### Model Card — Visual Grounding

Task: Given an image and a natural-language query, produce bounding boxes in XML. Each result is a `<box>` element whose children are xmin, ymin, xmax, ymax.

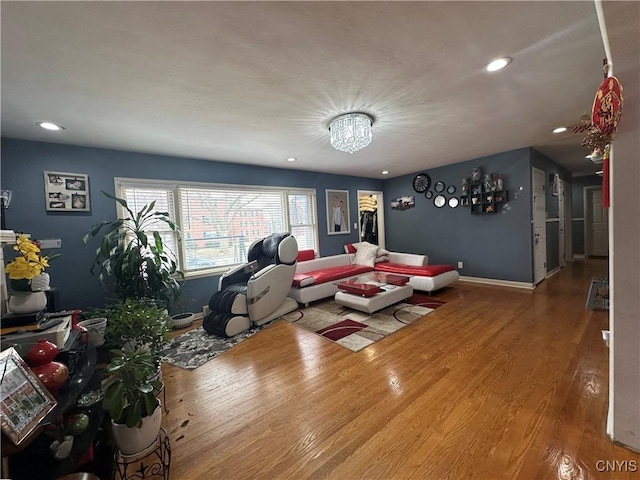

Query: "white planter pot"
<box><xmin>171</xmin><ymin>312</ymin><xmax>195</xmax><ymax>329</ymax></box>
<box><xmin>30</xmin><ymin>273</ymin><xmax>51</xmax><ymax>292</ymax></box>
<box><xmin>111</xmin><ymin>404</ymin><xmax>162</xmax><ymax>455</ymax></box>
<box><xmin>7</xmin><ymin>291</ymin><xmax>47</xmax><ymax>314</ymax></box>
<box><xmin>78</xmin><ymin>317</ymin><xmax>108</xmax><ymax>346</ymax></box>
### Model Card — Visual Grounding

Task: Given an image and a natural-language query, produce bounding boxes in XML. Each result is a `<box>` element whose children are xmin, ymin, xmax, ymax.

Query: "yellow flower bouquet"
<box><xmin>5</xmin><ymin>234</ymin><xmax>54</xmax><ymax>291</ymax></box>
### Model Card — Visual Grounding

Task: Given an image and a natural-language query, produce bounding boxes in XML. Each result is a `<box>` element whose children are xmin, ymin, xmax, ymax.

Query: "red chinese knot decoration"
<box><xmin>591</xmin><ymin>76</ymin><xmax>623</xmax><ymax>138</ymax></box>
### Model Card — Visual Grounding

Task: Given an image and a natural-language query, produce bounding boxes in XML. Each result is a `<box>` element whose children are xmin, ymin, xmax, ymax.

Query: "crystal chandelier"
<box><xmin>329</xmin><ymin>113</ymin><xmax>373</xmax><ymax>154</ymax></box>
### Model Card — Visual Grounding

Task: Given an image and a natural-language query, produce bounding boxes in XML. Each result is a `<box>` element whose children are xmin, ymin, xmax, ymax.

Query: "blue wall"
<box><xmin>383</xmin><ymin>148</ymin><xmax>534</xmax><ymax>282</ymax></box>
<box><xmin>1</xmin><ymin>138</ymin><xmax>382</xmax><ymax>312</ymax></box>
<box><xmin>0</xmin><ymin>138</ymin><xmax>579</xmax><ymax>311</ymax></box>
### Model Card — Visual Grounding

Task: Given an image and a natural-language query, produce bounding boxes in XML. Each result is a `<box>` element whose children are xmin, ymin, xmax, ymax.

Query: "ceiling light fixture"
<box><xmin>329</xmin><ymin>113</ymin><xmax>373</xmax><ymax>154</ymax></box>
<box><xmin>484</xmin><ymin>57</ymin><xmax>512</xmax><ymax>72</ymax></box>
<box><xmin>36</xmin><ymin>121</ymin><xmax>64</xmax><ymax>131</ymax></box>
<box><xmin>286</xmin><ymin>157</ymin><xmax>296</xmax><ymax>162</ymax></box>
<box><xmin>553</xmin><ymin>127</ymin><xmax>567</xmax><ymax>134</ymax></box>
<box><xmin>381</xmin><ymin>170</ymin><xmax>389</xmax><ymax>175</ymax></box>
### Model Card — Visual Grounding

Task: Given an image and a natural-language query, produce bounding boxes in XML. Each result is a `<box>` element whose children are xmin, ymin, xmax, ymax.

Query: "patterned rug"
<box><xmin>160</xmin><ymin>325</ymin><xmax>264</xmax><ymax>370</ymax></box>
<box><xmin>280</xmin><ymin>294</ymin><xmax>444</xmax><ymax>352</ymax></box>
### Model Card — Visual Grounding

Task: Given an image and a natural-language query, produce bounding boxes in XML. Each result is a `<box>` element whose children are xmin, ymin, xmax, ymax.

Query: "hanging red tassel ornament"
<box><xmin>602</xmin><ymin>145</ymin><xmax>610</xmax><ymax>208</ymax></box>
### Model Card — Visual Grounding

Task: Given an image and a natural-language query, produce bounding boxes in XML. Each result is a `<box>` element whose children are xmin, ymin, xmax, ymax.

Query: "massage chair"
<box><xmin>204</xmin><ymin>233</ymin><xmax>299</xmax><ymax>337</ymax></box>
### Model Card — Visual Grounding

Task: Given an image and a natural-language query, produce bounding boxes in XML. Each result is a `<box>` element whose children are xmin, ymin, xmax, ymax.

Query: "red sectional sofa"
<box><xmin>288</xmin><ymin>245</ymin><xmax>459</xmax><ymax>307</ymax></box>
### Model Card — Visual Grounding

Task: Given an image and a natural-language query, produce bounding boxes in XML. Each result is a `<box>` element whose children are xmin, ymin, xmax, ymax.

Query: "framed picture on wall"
<box><xmin>1</xmin><ymin>348</ymin><xmax>57</xmax><ymax>446</ymax></box>
<box><xmin>551</xmin><ymin>173</ymin><xmax>560</xmax><ymax>196</ymax></box>
<box><xmin>326</xmin><ymin>189</ymin><xmax>350</xmax><ymax>235</ymax></box>
<box><xmin>44</xmin><ymin>171</ymin><xmax>91</xmax><ymax>212</ymax></box>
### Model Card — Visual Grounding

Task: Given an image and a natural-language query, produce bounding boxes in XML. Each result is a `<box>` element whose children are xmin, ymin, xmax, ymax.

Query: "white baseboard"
<box><xmin>546</xmin><ymin>267</ymin><xmax>561</xmax><ymax>278</ymax></box>
<box><xmin>458</xmin><ymin>276</ymin><xmax>534</xmax><ymax>290</ymax></box>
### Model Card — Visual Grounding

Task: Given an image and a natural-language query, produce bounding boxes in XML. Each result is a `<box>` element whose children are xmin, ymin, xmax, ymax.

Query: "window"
<box><xmin>115</xmin><ymin>178</ymin><xmax>317</xmax><ymax>275</ymax></box>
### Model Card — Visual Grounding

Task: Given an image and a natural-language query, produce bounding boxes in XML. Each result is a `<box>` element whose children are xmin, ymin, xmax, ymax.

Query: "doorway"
<box><xmin>584</xmin><ymin>186</ymin><xmax>608</xmax><ymax>257</ymax></box>
<box><xmin>357</xmin><ymin>190</ymin><xmax>385</xmax><ymax>248</ymax></box>
<box><xmin>532</xmin><ymin>168</ymin><xmax>547</xmax><ymax>284</ymax></box>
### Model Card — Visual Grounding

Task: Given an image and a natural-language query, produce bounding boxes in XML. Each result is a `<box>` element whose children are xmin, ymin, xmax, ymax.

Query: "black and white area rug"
<box><xmin>160</xmin><ymin>325</ymin><xmax>264</xmax><ymax>370</ymax></box>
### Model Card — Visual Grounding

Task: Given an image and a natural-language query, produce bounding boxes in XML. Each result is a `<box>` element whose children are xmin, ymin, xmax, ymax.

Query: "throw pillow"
<box><xmin>376</xmin><ymin>247</ymin><xmax>390</xmax><ymax>257</ymax></box>
<box><xmin>374</xmin><ymin>255</ymin><xmax>390</xmax><ymax>263</ymax></box>
<box><xmin>353</xmin><ymin>243</ymin><xmax>379</xmax><ymax>267</ymax></box>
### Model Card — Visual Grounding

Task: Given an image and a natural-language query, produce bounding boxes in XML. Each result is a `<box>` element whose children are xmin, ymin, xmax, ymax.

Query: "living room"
<box><xmin>1</xmin><ymin>2</ymin><xmax>638</xmax><ymax>479</ymax></box>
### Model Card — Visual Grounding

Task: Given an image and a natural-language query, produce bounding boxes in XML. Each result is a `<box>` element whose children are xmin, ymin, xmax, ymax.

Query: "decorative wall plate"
<box><xmin>412</xmin><ymin>173</ymin><xmax>431</xmax><ymax>193</ymax></box>
<box><xmin>448</xmin><ymin>197</ymin><xmax>459</xmax><ymax>208</ymax></box>
<box><xmin>425</xmin><ymin>191</ymin><xmax>433</xmax><ymax>199</ymax></box>
<box><xmin>434</xmin><ymin>195</ymin><xmax>446</xmax><ymax>208</ymax></box>
<box><xmin>447</xmin><ymin>185</ymin><xmax>456</xmax><ymax>194</ymax></box>
<box><xmin>434</xmin><ymin>181</ymin><xmax>445</xmax><ymax>193</ymax></box>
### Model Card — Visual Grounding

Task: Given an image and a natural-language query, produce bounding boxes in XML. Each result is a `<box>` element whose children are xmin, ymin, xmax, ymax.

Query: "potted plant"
<box><xmin>97</xmin><ymin>298</ymin><xmax>171</xmax><ymax>355</ymax></box>
<box><xmin>5</xmin><ymin>234</ymin><xmax>58</xmax><ymax>314</ymax></box>
<box><xmin>102</xmin><ymin>349</ymin><xmax>163</xmax><ymax>454</ymax></box>
<box><xmin>83</xmin><ymin>191</ymin><xmax>184</xmax><ymax>310</ymax></box>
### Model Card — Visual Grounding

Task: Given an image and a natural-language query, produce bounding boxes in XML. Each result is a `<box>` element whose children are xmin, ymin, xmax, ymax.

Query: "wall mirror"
<box><xmin>425</xmin><ymin>190</ymin><xmax>433</xmax><ymax>199</ymax></box>
<box><xmin>448</xmin><ymin>197</ymin><xmax>459</xmax><ymax>208</ymax></box>
<box><xmin>447</xmin><ymin>185</ymin><xmax>456</xmax><ymax>194</ymax></box>
<box><xmin>434</xmin><ymin>181</ymin><xmax>445</xmax><ymax>193</ymax></box>
<box><xmin>434</xmin><ymin>194</ymin><xmax>446</xmax><ymax>208</ymax></box>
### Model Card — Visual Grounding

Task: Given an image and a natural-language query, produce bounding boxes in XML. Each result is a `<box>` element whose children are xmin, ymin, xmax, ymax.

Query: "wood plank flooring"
<box><xmin>161</xmin><ymin>259</ymin><xmax>639</xmax><ymax>479</ymax></box>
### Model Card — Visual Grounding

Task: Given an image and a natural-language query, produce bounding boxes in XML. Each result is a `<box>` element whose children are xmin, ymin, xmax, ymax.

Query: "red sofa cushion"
<box><xmin>293</xmin><ymin>265</ymin><xmax>373</xmax><ymax>287</ymax></box>
<box><xmin>344</xmin><ymin>243</ymin><xmax>357</xmax><ymax>254</ymax></box>
<box><xmin>292</xmin><ymin>273</ymin><xmax>316</xmax><ymax>287</ymax></box>
<box><xmin>373</xmin><ymin>263</ymin><xmax>455</xmax><ymax>277</ymax></box>
<box><xmin>296</xmin><ymin>249</ymin><xmax>316</xmax><ymax>262</ymax></box>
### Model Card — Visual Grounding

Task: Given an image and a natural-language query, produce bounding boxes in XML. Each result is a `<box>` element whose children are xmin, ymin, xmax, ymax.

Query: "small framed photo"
<box><xmin>551</xmin><ymin>173</ymin><xmax>560</xmax><ymax>196</ymax></box>
<box><xmin>326</xmin><ymin>189</ymin><xmax>350</xmax><ymax>235</ymax></box>
<box><xmin>1</xmin><ymin>348</ymin><xmax>57</xmax><ymax>445</ymax></box>
<box><xmin>44</xmin><ymin>171</ymin><xmax>90</xmax><ymax>211</ymax></box>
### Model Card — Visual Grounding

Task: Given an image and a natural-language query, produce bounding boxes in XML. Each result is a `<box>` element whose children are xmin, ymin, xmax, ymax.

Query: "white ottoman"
<box><xmin>334</xmin><ymin>284</ymin><xmax>413</xmax><ymax>314</ymax></box>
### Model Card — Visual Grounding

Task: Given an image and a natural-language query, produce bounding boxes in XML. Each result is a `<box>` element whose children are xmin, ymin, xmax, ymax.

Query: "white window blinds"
<box><xmin>116</xmin><ymin>178</ymin><xmax>317</xmax><ymax>274</ymax></box>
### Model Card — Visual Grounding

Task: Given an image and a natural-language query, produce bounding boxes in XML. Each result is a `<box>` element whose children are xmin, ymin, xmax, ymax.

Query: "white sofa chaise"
<box><xmin>288</xmin><ymin>246</ymin><xmax>458</xmax><ymax>307</ymax></box>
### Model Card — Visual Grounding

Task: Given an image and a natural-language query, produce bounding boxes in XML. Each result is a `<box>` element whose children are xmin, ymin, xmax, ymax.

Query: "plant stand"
<box><xmin>113</xmin><ymin>428</ymin><xmax>171</xmax><ymax>480</ymax></box>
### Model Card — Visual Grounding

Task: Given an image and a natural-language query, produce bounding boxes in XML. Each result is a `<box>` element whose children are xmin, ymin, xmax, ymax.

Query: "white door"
<box><xmin>558</xmin><ymin>179</ymin><xmax>566</xmax><ymax>267</ymax></box>
<box><xmin>532</xmin><ymin>168</ymin><xmax>547</xmax><ymax>284</ymax></box>
<box><xmin>356</xmin><ymin>190</ymin><xmax>385</xmax><ymax>248</ymax></box>
<box><xmin>586</xmin><ymin>187</ymin><xmax>608</xmax><ymax>256</ymax></box>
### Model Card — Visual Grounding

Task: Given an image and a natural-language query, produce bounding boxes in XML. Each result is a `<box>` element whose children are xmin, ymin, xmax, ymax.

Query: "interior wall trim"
<box><xmin>546</xmin><ymin>266</ymin><xmax>561</xmax><ymax>278</ymax></box>
<box><xmin>458</xmin><ymin>276</ymin><xmax>534</xmax><ymax>290</ymax></box>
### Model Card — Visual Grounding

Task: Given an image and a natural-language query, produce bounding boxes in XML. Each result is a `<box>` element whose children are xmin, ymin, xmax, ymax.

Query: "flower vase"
<box><xmin>8</xmin><ymin>291</ymin><xmax>47</xmax><ymax>315</ymax></box>
<box><xmin>30</xmin><ymin>273</ymin><xmax>51</xmax><ymax>292</ymax></box>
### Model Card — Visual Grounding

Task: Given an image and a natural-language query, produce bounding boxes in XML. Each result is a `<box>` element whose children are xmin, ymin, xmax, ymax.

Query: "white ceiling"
<box><xmin>1</xmin><ymin>2</ymin><xmax>635</xmax><ymax>179</ymax></box>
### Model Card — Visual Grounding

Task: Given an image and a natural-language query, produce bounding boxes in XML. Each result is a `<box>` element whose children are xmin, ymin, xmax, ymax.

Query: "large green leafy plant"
<box><xmin>93</xmin><ymin>298</ymin><xmax>171</xmax><ymax>355</ymax></box>
<box><xmin>102</xmin><ymin>349</ymin><xmax>162</xmax><ymax>427</ymax></box>
<box><xmin>83</xmin><ymin>191</ymin><xmax>184</xmax><ymax>309</ymax></box>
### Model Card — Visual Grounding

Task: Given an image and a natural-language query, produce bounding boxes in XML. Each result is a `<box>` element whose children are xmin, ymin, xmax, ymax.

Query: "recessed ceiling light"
<box><xmin>286</xmin><ymin>157</ymin><xmax>296</xmax><ymax>162</ymax></box>
<box><xmin>484</xmin><ymin>57</ymin><xmax>512</xmax><ymax>72</ymax></box>
<box><xmin>595</xmin><ymin>170</ymin><xmax>603</xmax><ymax>175</ymax></box>
<box><xmin>36</xmin><ymin>121</ymin><xmax>64</xmax><ymax>131</ymax></box>
<box><xmin>381</xmin><ymin>170</ymin><xmax>389</xmax><ymax>175</ymax></box>
<box><xmin>553</xmin><ymin>127</ymin><xmax>567</xmax><ymax>134</ymax></box>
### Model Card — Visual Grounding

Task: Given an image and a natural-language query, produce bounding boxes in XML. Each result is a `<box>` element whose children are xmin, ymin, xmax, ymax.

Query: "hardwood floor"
<box><xmin>161</xmin><ymin>259</ymin><xmax>639</xmax><ymax>479</ymax></box>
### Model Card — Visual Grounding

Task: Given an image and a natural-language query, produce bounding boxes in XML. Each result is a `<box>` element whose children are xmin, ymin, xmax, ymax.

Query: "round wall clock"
<box><xmin>412</xmin><ymin>173</ymin><xmax>431</xmax><ymax>193</ymax></box>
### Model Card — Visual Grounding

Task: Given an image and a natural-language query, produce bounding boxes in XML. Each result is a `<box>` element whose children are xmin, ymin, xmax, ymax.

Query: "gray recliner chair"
<box><xmin>204</xmin><ymin>233</ymin><xmax>299</xmax><ymax>337</ymax></box>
